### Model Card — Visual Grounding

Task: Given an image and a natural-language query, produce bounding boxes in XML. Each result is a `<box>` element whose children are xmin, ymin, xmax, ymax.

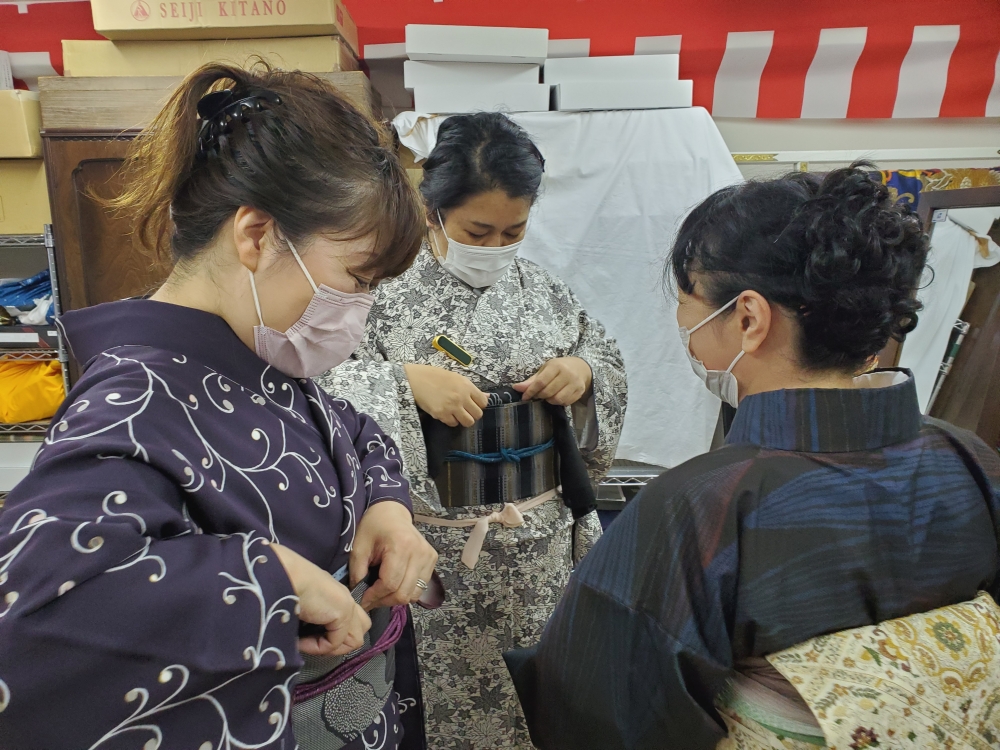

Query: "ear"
<box><xmin>232</xmin><ymin>206</ymin><xmax>276</xmax><ymax>273</ymax></box>
<box><xmin>738</xmin><ymin>291</ymin><xmax>772</xmax><ymax>355</ymax></box>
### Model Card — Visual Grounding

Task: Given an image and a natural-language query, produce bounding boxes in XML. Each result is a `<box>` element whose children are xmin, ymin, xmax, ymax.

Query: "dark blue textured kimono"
<box><xmin>507</xmin><ymin>373</ymin><xmax>1000</xmax><ymax>750</ymax></box>
<box><xmin>0</xmin><ymin>299</ymin><xmax>414</xmax><ymax>750</ymax></box>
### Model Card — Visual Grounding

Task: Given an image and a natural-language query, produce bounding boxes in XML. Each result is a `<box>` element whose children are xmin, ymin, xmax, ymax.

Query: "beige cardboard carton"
<box><xmin>63</xmin><ymin>36</ymin><xmax>358</xmax><ymax>77</ymax></box>
<box><xmin>90</xmin><ymin>0</ymin><xmax>359</xmax><ymax>56</ymax></box>
<box><xmin>0</xmin><ymin>91</ymin><xmax>42</xmax><ymax>158</ymax></box>
<box><xmin>0</xmin><ymin>160</ymin><xmax>51</xmax><ymax>235</ymax></box>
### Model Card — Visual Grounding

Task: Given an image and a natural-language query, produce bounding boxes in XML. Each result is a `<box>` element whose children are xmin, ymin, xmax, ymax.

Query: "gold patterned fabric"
<box><xmin>717</xmin><ymin>592</ymin><xmax>1000</xmax><ymax>750</ymax></box>
<box><xmin>879</xmin><ymin>167</ymin><xmax>1000</xmax><ymax>207</ymax></box>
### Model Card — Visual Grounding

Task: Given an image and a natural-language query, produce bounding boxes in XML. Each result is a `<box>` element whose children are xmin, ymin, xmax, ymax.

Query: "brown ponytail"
<box><xmin>108</xmin><ymin>62</ymin><xmax>425</xmax><ymax>280</ymax></box>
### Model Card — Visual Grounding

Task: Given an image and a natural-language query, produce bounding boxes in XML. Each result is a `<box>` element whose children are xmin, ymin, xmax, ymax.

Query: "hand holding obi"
<box><xmin>514</xmin><ymin>356</ymin><xmax>593</xmax><ymax>406</ymax></box>
<box><xmin>405</xmin><ymin>363</ymin><xmax>490</xmax><ymax>427</ymax></box>
<box><xmin>351</xmin><ymin>500</ymin><xmax>439</xmax><ymax>611</ymax></box>
<box><xmin>271</xmin><ymin>543</ymin><xmax>372</xmax><ymax>657</ymax></box>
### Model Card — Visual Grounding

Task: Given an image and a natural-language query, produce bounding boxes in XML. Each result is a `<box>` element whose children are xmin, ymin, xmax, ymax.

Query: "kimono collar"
<box><xmin>725</xmin><ymin>370</ymin><xmax>924</xmax><ymax>452</ymax></box>
<box><xmin>60</xmin><ymin>299</ymin><xmax>270</xmax><ymax>385</ymax></box>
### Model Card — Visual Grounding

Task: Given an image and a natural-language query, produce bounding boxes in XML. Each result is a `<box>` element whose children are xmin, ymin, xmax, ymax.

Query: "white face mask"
<box><xmin>431</xmin><ymin>210</ymin><xmax>522</xmax><ymax>288</ymax></box>
<box><xmin>678</xmin><ymin>296</ymin><xmax>745</xmax><ymax>408</ymax></box>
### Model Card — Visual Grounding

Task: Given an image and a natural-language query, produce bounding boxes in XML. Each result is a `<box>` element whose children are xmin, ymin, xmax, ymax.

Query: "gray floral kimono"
<box><xmin>316</xmin><ymin>247</ymin><xmax>627</xmax><ymax>750</ymax></box>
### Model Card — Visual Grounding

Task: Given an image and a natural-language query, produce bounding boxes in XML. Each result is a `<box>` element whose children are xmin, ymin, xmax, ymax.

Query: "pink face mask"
<box><xmin>248</xmin><ymin>239</ymin><xmax>374</xmax><ymax>379</ymax></box>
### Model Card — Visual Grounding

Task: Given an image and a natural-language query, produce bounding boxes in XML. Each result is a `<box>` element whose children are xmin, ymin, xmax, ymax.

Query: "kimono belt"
<box><xmin>415</xmin><ymin>488</ymin><xmax>559</xmax><ymax>569</ymax></box>
<box><xmin>714</xmin><ymin>591</ymin><xmax>1000</xmax><ymax>750</ymax></box>
<box><xmin>292</xmin><ymin>569</ymin><xmax>408</xmax><ymax>749</ymax></box>
<box><xmin>419</xmin><ymin>387</ymin><xmax>596</xmax><ymax>517</ymax></box>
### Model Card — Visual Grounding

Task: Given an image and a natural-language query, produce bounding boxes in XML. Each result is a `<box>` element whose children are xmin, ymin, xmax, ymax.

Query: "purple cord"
<box><xmin>293</xmin><ymin>605</ymin><xmax>408</xmax><ymax>704</ymax></box>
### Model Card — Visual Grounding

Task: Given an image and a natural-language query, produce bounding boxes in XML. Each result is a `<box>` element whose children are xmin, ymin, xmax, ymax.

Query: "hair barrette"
<box><xmin>196</xmin><ymin>89</ymin><xmax>282</xmax><ymax>160</ymax></box>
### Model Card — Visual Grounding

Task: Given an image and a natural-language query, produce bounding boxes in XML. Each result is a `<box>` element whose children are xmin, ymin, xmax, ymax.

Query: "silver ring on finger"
<box><xmin>415</xmin><ymin>578</ymin><xmax>429</xmax><ymax>591</ymax></box>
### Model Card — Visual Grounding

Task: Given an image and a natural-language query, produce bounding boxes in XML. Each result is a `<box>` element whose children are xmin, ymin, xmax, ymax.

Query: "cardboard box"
<box><xmin>553</xmin><ymin>79</ymin><xmax>693</xmax><ymax>111</ymax></box>
<box><xmin>63</xmin><ymin>37</ymin><xmax>358</xmax><ymax>77</ymax></box>
<box><xmin>39</xmin><ymin>71</ymin><xmax>381</xmax><ymax>130</ymax></box>
<box><xmin>0</xmin><ymin>160</ymin><xmax>51</xmax><ymax>235</ymax></box>
<box><xmin>405</xmin><ymin>25</ymin><xmax>548</xmax><ymax>65</ymax></box>
<box><xmin>0</xmin><ymin>91</ymin><xmax>42</xmax><ymax>158</ymax></box>
<box><xmin>413</xmin><ymin>83</ymin><xmax>550</xmax><ymax>114</ymax></box>
<box><xmin>90</xmin><ymin>0</ymin><xmax>359</xmax><ymax>56</ymax></box>
<box><xmin>543</xmin><ymin>55</ymin><xmax>680</xmax><ymax>84</ymax></box>
<box><xmin>404</xmin><ymin>61</ymin><xmax>539</xmax><ymax>90</ymax></box>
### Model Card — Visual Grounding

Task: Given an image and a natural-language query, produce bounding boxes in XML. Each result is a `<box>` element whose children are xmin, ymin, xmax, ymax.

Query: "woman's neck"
<box><xmin>739</xmin><ymin>361</ymin><xmax>856</xmax><ymax>401</ymax></box>
<box><xmin>150</xmin><ymin>264</ymin><xmax>256</xmax><ymax>350</ymax></box>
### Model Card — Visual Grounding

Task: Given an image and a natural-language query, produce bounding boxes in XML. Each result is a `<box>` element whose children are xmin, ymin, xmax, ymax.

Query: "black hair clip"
<box><xmin>196</xmin><ymin>88</ymin><xmax>282</xmax><ymax>161</ymax></box>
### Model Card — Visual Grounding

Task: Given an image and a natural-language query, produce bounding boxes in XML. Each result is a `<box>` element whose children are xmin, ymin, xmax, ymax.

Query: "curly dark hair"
<box><xmin>668</xmin><ymin>162</ymin><xmax>929</xmax><ymax>372</ymax></box>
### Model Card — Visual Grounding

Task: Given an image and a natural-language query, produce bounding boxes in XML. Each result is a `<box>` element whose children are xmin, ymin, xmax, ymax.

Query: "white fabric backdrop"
<box><xmin>394</xmin><ymin>108</ymin><xmax>743</xmax><ymax>468</ymax></box>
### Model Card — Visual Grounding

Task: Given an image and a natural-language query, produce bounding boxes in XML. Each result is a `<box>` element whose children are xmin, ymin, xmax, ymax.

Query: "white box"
<box><xmin>406</xmin><ymin>25</ymin><xmax>548</xmax><ymax>65</ymax></box>
<box><xmin>547</xmin><ymin>39</ymin><xmax>590</xmax><ymax>58</ymax></box>
<box><xmin>544</xmin><ymin>55</ymin><xmax>680</xmax><ymax>84</ymax></box>
<box><xmin>404</xmin><ymin>61</ymin><xmax>540</xmax><ymax>90</ymax></box>
<box><xmin>414</xmin><ymin>83</ymin><xmax>551</xmax><ymax>114</ymax></box>
<box><xmin>553</xmin><ymin>80</ymin><xmax>693</xmax><ymax>111</ymax></box>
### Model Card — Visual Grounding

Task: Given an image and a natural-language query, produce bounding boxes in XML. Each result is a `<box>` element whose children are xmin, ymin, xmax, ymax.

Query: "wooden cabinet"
<box><xmin>42</xmin><ymin>132</ymin><xmax>171</xmax><ymax>312</ymax></box>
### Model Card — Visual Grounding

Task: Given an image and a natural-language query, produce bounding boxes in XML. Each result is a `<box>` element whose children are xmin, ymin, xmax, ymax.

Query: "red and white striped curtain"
<box><xmin>2</xmin><ymin>0</ymin><xmax>998</xmax><ymax>118</ymax></box>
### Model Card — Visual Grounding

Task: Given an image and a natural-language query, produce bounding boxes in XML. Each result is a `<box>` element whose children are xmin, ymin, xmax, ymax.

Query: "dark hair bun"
<box><xmin>420</xmin><ymin>113</ymin><xmax>544</xmax><ymax>220</ymax></box>
<box><xmin>670</xmin><ymin>162</ymin><xmax>929</xmax><ymax>372</ymax></box>
<box><xmin>790</xmin><ymin>166</ymin><xmax>925</xmax><ymax>369</ymax></box>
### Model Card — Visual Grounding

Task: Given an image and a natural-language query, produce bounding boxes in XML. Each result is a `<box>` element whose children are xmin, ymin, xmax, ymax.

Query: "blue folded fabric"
<box><xmin>0</xmin><ymin>270</ymin><xmax>52</xmax><ymax>308</ymax></box>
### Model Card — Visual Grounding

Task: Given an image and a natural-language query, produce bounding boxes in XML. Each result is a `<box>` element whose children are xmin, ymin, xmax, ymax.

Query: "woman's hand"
<box><xmin>404</xmin><ymin>363</ymin><xmax>489</xmax><ymax>427</ymax></box>
<box><xmin>271</xmin><ymin>543</ymin><xmax>371</xmax><ymax>657</ymax></box>
<box><xmin>514</xmin><ymin>357</ymin><xmax>593</xmax><ymax>406</ymax></box>
<box><xmin>350</xmin><ymin>501</ymin><xmax>439</xmax><ymax>612</ymax></box>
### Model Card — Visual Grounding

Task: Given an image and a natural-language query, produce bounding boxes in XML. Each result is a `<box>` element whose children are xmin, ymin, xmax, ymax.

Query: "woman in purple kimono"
<box><xmin>0</xmin><ymin>65</ymin><xmax>438</xmax><ymax>750</ymax></box>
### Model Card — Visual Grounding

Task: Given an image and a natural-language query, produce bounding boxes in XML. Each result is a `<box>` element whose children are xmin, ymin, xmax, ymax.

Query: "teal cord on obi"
<box><xmin>445</xmin><ymin>438</ymin><xmax>555</xmax><ymax>464</ymax></box>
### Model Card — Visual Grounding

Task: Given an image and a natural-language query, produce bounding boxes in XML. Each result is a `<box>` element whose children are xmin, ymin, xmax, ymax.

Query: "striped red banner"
<box><xmin>1</xmin><ymin>0</ymin><xmax>998</xmax><ymax>117</ymax></box>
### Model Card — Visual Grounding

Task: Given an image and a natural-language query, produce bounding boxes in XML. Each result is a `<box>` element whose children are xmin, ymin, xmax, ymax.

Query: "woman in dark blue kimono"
<box><xmin>506</xmin><ymin>164</ymin><xmax>1000</xmax><ymax>749</ymax></box>
<box><xmin>0</xmin><ymin>65</ymin><xmax>438</xmax><ymax>750</ymax></box>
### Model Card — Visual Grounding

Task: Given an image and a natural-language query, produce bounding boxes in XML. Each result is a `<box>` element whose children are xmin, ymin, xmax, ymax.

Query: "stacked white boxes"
<box><xmin>404</xmin><ymin>25</ymin><xmax>551</xmax><ymax>114</ymax></box>
<box><xmin>544</xmin><ymin>54</ymin><xmax>693</xmax><ymax>111</ymax></box>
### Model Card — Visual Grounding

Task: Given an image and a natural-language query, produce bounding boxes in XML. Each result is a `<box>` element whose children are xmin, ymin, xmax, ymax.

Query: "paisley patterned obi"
<box><xmin>717</xmin><ymin>591</ymin><xmax>1000</xmax><ymax>750</ymax></box>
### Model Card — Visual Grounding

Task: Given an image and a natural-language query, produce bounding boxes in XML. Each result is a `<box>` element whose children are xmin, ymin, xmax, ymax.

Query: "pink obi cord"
<box><xmin>292</xmin><ymin>605</ymin><xmax>409</xmax><ymax>704</ymax></box>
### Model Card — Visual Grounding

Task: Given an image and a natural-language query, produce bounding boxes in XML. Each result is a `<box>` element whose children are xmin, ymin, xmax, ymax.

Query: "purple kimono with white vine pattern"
<box><xmin>0</xmin><ymin>299</ymin><xmax>412</xmax><ymax>750</ymax></box>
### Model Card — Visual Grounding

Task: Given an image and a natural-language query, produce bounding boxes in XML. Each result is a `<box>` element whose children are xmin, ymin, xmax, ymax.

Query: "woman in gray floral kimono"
<box><xmin>317</xmin><ymin>113</ymin><xmax>627</xmax><ymax>749</ymax></box>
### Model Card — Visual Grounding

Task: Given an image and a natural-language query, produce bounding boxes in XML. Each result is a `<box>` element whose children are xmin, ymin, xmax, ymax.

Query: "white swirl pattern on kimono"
<box><xmin>0</xmin><ymin>347</ymin><xmax>407</xmax><ymax>745</ymax></box>
<box><xmin>86</xmin><ymin>533</ymin><xmax>298</xmax><ymax>750</ymax></box>
<box><xmin>0</xmin><ymin>509</ymin><xmax>59</xmax><ymax>618</ymax></box>
<box><xmin>44</xmin><ymin>353</ymin><xmax>362</xmax><ymax>549</ymax></box>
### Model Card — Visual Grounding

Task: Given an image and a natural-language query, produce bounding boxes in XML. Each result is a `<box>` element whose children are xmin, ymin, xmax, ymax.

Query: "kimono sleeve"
<box><xmin>311</xmin><ymin>380</ymin><xmax>413</xmax><ymax>512</ymax></box>
<box><xmin>563</xmin><ymin>286</ymin><xmax>627</xmax><ymax>483</ymax></box>
<box><xmin>0</xmin><ymin>422</ymin><xmax>300</xmax><ymax>747</ymax></box>
<box><xmin>316</xmin><ymin>334</ymin><xmax>432</xmax><ymax>512</ymax></box>
<box><xmin>506</xmin><ymin>462</ymin><xmax>742</xmax><ymax>750</ymax></box>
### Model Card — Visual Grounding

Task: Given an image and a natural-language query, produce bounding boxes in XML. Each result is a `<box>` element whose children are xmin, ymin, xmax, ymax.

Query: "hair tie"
<box><xmin>196</xmin><ymin>89</ymin><xmax>282</xmax><ymax>161</ymax></box>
